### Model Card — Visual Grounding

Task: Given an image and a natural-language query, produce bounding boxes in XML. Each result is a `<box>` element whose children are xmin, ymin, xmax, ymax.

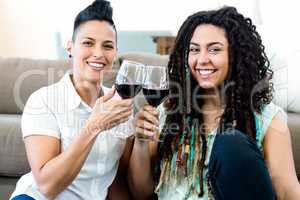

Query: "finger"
<box><xmin>134</xmin><ymin>119</ymin><xmax>158</xmax><ymax>132</ymax></box>
<box><xmin>143</xmin><ymin>106</ymin><xmax>159</xmax><ymax>117</ymax></box>
<box><xmin>117</xmin><ymin>115</ymin><xmax>132</xmax><ymax>124</ymax></box>
<box><xmin>119</xmin><ymin>99</ymin><xmax>134</xmax><ymax>107</ymax></box>
<box><xmin>108</xmin><ymin>99</ymin><xmax>134</xmax><ymax>110</ymax></box>
<box><xmin>102</xmin><ymin>99</ymin><xmax>133</xmax><ymax>114</ymax></box>
<box><xmin>109</xmin><ymin>104</ymin><xmax>133</xmax><ymax>115</ymax></box>
<box><xmin>134</xmin><ymin>110</ymin><xmax>158</xmax><ymax>126</ymax></box>
<box><xmin>109</xmin><ymin>111</ymin><xmax>133</xmax><ymax>129</ymax></box>
<box><xmin>113</xmin><ymin>109</ymin><xmax>133</xmax><ymax>122</ymax></box>
<box><xmin>140</xmin><ymin>109</ymin><xmax>159</xmax><ymax>126</ymax></box>
<box><xmin>135</xmin><ymin>126</ymin><xmax>155</xmax><ymax>138</ymax></box>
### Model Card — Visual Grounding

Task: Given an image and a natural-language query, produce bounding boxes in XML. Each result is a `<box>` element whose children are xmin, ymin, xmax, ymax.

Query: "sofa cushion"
<box><xmin>0</xmin><ymin>114</ymin><xmax>30</xmax><ymax>177</ymax></box>
<box><xmin>270</xmin><ymin>51</ymin><xmax>300</xmax><ymax>113</ymax></box>
<box><xmin>0</xmin><ymin>58</ymin><xmax>71</xmax><ymax>114</ymax></box>
<box><xmin>288</xmin><ymin>112</ymin><xmax>300</xmax><ymax>178</ymax></box>
<box><xmin>119</xmin><ymin>52</ymin><xmax>169</xmax><ymax>66</ymax></box>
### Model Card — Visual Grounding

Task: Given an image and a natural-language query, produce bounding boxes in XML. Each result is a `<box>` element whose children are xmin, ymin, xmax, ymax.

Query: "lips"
<box><xmin>196</xmin><ymin>68</ymin><xmax>218</xmax><ymax>77</ymax></box>
<box><xmin>87</xmin><ymin>61</ymin><xmax>105</xmax><ymax>71</ymax></box>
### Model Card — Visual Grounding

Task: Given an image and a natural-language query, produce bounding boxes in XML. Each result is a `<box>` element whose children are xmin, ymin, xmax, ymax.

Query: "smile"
<box><xmin>197</xmin><ymin>69</ymin><xmax>218</xmax><ymax>77</ymax></box>
<box><xmin>87</xmin><ymin>61</ymin><xmax>105</xmax><ymax>70</ymax></box>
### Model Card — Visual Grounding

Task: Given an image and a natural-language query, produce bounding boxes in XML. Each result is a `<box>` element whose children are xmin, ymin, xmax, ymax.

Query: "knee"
<box><xmin>208</xmin><ymin>130</ymin><xmax>275</xmax><ymax>200</ymax></box>
<box><xmin>213</xmin><ymin>129</ymin><xmax>258</xmax><ymax>157</ymax></box>
<box><xmin>209</xmin><ymin>129</ymin><xmax>263</xmax><ymax>172</ymax></box>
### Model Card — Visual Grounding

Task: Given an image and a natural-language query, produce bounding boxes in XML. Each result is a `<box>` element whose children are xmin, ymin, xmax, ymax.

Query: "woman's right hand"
<box><xmin>128</xmin><ymin>105</ymin><xmax>159</xmax><ymax>199</ymax></box>
<box><xmin>133</xmin><ymin>105</ymin><xmax>159</xmax><ymax>141</ymax></box>
<box><xmin>86</xmin><ymin>87</ymin><xmax>134</xmax><ymax>135</ymax></box>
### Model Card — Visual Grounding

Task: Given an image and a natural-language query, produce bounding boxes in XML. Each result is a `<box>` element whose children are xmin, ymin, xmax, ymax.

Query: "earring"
<box><xmin>68</xmin><ymin>54</ymin><xmax>72</xmax><ymax>58</ymax></box>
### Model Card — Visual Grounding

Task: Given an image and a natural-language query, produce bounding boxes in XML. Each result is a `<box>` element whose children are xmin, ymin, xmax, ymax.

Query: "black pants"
<box><xmin>208</xmin><ymin>130</ymin><xmax>276</xmax><ymax>200</ymax></box>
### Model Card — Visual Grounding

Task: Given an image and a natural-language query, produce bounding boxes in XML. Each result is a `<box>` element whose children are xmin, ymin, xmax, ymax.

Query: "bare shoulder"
<box><xmin>263</xmin><ymin>112</ymin><xmax>300</xmax><ymax>199</ymax></box>
<box><xmin>263</xmin><ymin>111</ymin><xmax>291</xmax><ymax>161</ymax></box>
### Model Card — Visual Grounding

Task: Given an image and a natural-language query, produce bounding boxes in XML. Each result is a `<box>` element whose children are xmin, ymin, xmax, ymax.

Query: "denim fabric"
<box><xmin>208</xmin><ymin>130</ymin><xmax>276</xmax><ymax>200</ymax></box>
<box><xmin>11</xmin><ymin>194</ymin><xmax>35</xmax><ymax>200</ymax></box>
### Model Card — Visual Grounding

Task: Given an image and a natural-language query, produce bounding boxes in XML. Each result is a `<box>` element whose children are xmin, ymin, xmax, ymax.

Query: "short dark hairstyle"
<box><xmin>72</xmin><ymin>0</ymin><xmax>116</xmax><ymax>41</ymax></box>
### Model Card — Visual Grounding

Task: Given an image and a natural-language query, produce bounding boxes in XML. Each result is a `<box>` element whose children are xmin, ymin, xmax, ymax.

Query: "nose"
<box><xmin>197</xmin><ymin>51</ymin><xmax>210</xmax><ymax>65</ymax></box>
<box><xmin>93</xmin><ymin>46</ymin><xmax>104</xmax><ymax>58</ymax></box>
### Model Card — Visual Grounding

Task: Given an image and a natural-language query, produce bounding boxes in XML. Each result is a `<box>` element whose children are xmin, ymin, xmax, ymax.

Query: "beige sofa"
<box><xmin>0</xmin><ymin>53</ymin><xmax>299</xmax><ymax>199</ymax></box>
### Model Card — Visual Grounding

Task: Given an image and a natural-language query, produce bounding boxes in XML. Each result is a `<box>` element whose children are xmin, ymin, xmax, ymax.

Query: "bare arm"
<box><xmin>128</xmin><ymin>105</ymin><xmax>159</xmax><ymax>199</ymax></box>
<box><xmin>25</xmin><ymin>90</ymin><xmax>133</xmax><ymax>199</ymax></box>
<box><xmin>25</xmin><ymin>129</ymin><xmax>97</xmax><ymax>199</ymax></box>
<box><xmin>263</xmin><ymin>113</ymin><xmax>300</xmax><ymax>200</ymax></box>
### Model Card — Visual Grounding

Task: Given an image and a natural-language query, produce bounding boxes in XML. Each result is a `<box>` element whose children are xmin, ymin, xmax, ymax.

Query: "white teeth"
<box><xmin>89</xmin><ymin>62</ymin><xmax>104</xmax><ymax>68</ymax></box>
<box><xmin>198</xmin><ymin>69</ymin><xmax>215</xmax><ymax>75</ymax></box>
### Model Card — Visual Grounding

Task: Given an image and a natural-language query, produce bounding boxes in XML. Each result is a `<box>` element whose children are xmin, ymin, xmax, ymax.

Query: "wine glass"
<box><xmin>115</xmin><ymin>60</ymin><xmax>144</xmax><ymax>99</ymax></box>
<box><xmin>143</xmin><ymin>65</ymin><xmax>169</xmax><ymax>107</ymax></box>
<box><xmin>113</xmin><ymin>60</ymin><xmax>144</xmax><ymax>139</ymax></box>
<box><xmin>141</xmin><ymin>65</ymin><xmax>169</xmax><ymax>142</ymax></box>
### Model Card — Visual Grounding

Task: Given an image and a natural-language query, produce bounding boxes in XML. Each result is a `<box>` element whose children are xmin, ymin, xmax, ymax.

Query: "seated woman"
<box><xmin>10</xmin><ymin>0</ymin><xmax>133</xmax><ymax>199</ymax></box>
<box><xmin>128</xmin><ymin>6</ymin><xmax>300</xmax><ymax>200</ymax></box>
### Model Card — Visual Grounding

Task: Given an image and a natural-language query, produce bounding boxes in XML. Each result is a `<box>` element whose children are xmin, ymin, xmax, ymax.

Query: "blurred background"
<box><xmin>0</xmin><ymin>0</ymin><xmax>298</xmax><ymax>59</ymax></box>
<box><xmin>0</xmin><ymin>0</ymin><xmax>299</xmax><ymax>110</ymax></box>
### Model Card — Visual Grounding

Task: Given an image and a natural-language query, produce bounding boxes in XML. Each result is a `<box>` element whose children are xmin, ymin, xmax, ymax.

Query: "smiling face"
<box><xmin>68</xmin><ymin>20</ymin><xmax>117</xmax><ymax>84</ymax></box>
<box><xmin>188</xmin><ymin>24</ymin><xmax>229</xmax><ymax>89</ymax></box>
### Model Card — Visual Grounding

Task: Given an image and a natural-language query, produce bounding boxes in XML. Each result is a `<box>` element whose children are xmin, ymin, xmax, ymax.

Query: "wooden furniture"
<box><xmin>152</xmin><ymin>36</ymin><xmax>175</xmax><ymax>55</ymax></box>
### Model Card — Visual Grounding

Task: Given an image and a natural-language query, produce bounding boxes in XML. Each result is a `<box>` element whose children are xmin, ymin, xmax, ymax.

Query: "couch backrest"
<box><xmin>0</xmin><ymin>58</ymin><xmax>71</xmax><ymax>114</ymax></box>
<box><xmin>0</xmin><ymin>53</ymin><xmax>169</xmax><ymax>114</ymax></box>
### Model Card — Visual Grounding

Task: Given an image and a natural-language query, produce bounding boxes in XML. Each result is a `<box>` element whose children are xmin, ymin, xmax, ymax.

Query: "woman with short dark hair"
<box><xmin>10</xmin><ymin>1</ymin><xmax>133</xmax><ymax>199</ymax></box>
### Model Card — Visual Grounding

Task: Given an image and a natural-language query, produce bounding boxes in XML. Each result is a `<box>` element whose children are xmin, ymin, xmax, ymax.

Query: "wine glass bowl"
<box><xmin>143</xmin><ymin>65</ymin><xmax>169</xmax><ymax>107</ymax></box>
<box><xmin>115</xmin><ymin>60</ymin><xmax>144</xmax><ymax>99</ymax></box>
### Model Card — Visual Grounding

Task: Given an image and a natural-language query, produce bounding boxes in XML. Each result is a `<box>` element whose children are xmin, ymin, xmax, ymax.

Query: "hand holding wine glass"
<box><xmin>134</xmin><ymin>65</ymin><xmax>169</xmax><ymax>142</ymax></box>
<box><xmin>112</xmin><ymin>60</ymin><xmax>144</xmax><ymax>139</ymax></box>
<box><xmin>133</xmin><ymin>104</ymin><xmax>159</xmax><ymax>141</ymax></box>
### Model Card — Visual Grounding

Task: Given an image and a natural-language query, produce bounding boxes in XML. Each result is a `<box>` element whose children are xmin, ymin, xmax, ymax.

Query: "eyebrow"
<box><xmin>190</xmin><ymin>42</ymin><xmax>224</xmax><ymax>47</ymax></box>
<box><xmin>82</xmin><ymin>37</ymin><xmax>115</xmax><ymax>44</ymax></box>
<box><xmin>82</xmin><ymin>37</ymin><xmax>95</xmax><ymax>41</ymax></box>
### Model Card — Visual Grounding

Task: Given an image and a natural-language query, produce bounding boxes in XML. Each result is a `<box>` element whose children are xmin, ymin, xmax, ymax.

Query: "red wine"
<box><xmin>143</xmin><ymin>88</ymin><xmax>169</xmax><ymax>107</ymax></box>
<box><xmin>115</xmin><ymin>84</ymin><xmax>142</xmax><ymax>99</ymax></box>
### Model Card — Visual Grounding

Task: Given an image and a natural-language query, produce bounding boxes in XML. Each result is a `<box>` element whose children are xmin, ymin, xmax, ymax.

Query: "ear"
<box><xmin>66</xmin><ymin>40</ymin><xmax>73</xmax><ymax>57</ymax></box>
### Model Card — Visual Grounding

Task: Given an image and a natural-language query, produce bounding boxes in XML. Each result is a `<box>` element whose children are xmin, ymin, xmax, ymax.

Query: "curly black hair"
<box><xmin>155</xmin><ymin>6</ymin><xmax>273</xmax><ymax>196</ymax></box>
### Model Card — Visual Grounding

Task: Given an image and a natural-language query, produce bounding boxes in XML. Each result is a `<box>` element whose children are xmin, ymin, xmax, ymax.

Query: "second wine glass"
<box><xmin>142</xmin><ymin>65</ymin><xmax>169</xmax><ymax>142</ymax></box>
<box><xmin>143</xmin><ymin>65</ymin><xmax>169</xmax><ymax>107</ymax></box>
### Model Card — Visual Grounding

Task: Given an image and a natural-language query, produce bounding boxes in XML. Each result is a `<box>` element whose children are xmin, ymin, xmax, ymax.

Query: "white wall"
<box><xmin>0</xmin><ymin>0</ymin><xmax>299</xmax><ymax>60</ymax></box>
<box><xmin>0</xmin><ymin>0</ymin><xmax>91</xmax><ymax>59</ymax></box>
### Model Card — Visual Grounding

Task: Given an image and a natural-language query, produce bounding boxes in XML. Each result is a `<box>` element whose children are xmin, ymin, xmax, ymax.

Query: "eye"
<box><xmin>208</xmin><ymin>47</ymin><xmax>221</xmax><ymax>54</ymax></box>
<box><xmin>189</xmin><ymin>46</ymin><xmax>200</xmax><ymax>53</ymax></box>
<box><xmin>82</xmin><ymin>41</ymin><xmax>93</xmax><ymax>47</ymax></box>
<box><xmin>103</xmin><ymin>44</ymin><xmax>114</xmax><ymax>50</ymax></box>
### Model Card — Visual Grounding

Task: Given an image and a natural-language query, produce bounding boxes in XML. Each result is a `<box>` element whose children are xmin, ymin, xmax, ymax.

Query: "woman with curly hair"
<box><xmin>128</xmin><ymin>6</ymin><xmax>300</xmax><ymax>200</ymax></box>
